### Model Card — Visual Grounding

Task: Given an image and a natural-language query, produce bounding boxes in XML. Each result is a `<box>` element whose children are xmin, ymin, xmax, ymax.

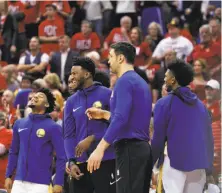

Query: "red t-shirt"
<box><xmin>0</xmin><ymin>15</ymin><xmax>6</xmax><ymax>45</ymax></box>
<box><xmin>211</xmin><ymin>120</ymin><xmax>221</xmax><ymax>175</ymax></box>
<box><xmin>189</xmin><ymin>41</ymin><xmax>221</xmax><ymax>71</ymax></box>
<box><xmin>70</xmin><ymin>32</ymin><xmax>101</xmax><ymax>52</ymax></box>
<box><xmin>8</xmin><ymin>1</ymin><xmax>26</xmax><ymax>33</ymax></box>
<box><xmin>212</xmin><ymin>35</ymin><xmax>221</xmax><ymax>46</ymax></box>
<box><xmin>134</xmin><ymin>42</ymin><xmax>152</xmax><ymax>67</ymax></box>
<box><xmin>203</xmin><ymin>100</ymin><xmax>221</xmax><ymax>175</ymax></box>
<box><xmin>39</xmin><ymin>19</ymin><xmax>65</xmax><ymax>54</ymax></box>
<box><xmin>21</xmin><ymin>0</ymin><xmax>39</xmax><ymax>24</ymax></box>
<box><xmin>190</xmin><ymin>81</ymin><xmax>206</xmax><ymax>101</ymax></box>
<box><xmin>203</xmin><ymin>100</ymin><xmax>221</xmax><ymax>122</ymax></box>
<box><xmin>0</xmin><ymin>128</ymin><xmax>12</xmax><ymax>188</ymax></box>
<box><xmin>0</xmin><ymin>73</ymin><xmax>7</xmax><ymax>91</ymax></box>
<box><xmin>105</xmin><ymin>27</ymin><xmax>130</xmax><ymax>45</ymax></box>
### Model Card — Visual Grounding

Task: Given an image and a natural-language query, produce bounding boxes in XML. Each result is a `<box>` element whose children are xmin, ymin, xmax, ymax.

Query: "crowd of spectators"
<box><xmin>0</xmin><ymin>0</ymin><xmax>221</xmax><ymax>191</ymax></box>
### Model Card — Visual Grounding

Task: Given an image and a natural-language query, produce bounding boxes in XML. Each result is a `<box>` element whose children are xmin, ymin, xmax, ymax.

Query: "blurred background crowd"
<box><xmin>0</xmin><ymin>0</ymin><xmax>221</xmax><ymax>192</ymax></box>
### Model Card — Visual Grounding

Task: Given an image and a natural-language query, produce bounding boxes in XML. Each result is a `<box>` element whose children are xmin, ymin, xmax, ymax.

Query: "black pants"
<box><xmin>25</xmin><ymin>23</ymin><xmax>39</xmax><ymax>39</ymax></box>
<box><xmin>72</xmin><ymin>159</ymin><xmax>116</xmax><ymax>193</ymax></box>
<box><xmin>114</xmin><ymin>139</ymin><xmax>153</xmax><ymax>193</ymax></box>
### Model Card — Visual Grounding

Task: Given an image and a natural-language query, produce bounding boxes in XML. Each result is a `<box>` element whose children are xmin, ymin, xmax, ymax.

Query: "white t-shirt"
<box><xmin>84</xmin><ymin>1</ymin><xmax>113</xmax><ymax>21</ymax></box>
<box><xmin>19</xmin><ymin>53</ymin><xmax>49</xmax><ymax>65</ymax></box>
<box><xmin>116</xmin><ymin>0</ymin><xmax>136</xmax><ymax>13</ymax></box>
<box><xmin>152</xmin><ymin>36</ymin><xmax>193</xmax><ymax>60</ymax></box>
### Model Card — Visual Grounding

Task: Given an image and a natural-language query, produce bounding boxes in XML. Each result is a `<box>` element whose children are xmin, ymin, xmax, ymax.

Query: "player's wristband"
<box><xmin>68</xmin><ymin>158</ymin><xmax>77</xmax><ymax>167</ymax></box>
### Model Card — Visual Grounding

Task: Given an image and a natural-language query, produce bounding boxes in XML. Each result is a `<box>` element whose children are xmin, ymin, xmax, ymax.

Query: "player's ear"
<box><xmin>118</xmin><ymin>54</ymin><xmax>124</xmax><ymax>64</ymax></box>
<box><xmin>45</xmin><ymin>103</ymin><xmax>49</xmax><ymax>108</ymax></box>
<box><xmin>85</xmin><ymin>71</ymin><xmax>90</xmax><ymax>79</ymax></box>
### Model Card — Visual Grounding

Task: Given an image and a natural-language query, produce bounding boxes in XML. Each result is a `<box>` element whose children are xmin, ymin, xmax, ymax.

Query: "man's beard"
<box><xmin>74</xmin><ymin>78</ymin><xmax>85</xmax><ymax>92</ymax></box>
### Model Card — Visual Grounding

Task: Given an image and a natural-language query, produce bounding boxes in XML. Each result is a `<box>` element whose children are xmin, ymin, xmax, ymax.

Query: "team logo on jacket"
<box><xmin>36</xmin><ymin>129</ymin><xmax>45</xmax><ymax>138</ymax></box>
<box><xmin>93</xmin><ymin>101</ymin><xmax>102</xmax><ymax>109</ymax></box>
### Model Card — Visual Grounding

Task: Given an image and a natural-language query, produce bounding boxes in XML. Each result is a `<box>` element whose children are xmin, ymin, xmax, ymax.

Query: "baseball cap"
<box><xmin>167</xmin><ymin>18</ymin><xmax>180</xmax><ymax>28</ymax></box>
<box><xmin>205</xmin><ymin>79</ymin><xmax>220</xmax><ymax>90</ymax></box>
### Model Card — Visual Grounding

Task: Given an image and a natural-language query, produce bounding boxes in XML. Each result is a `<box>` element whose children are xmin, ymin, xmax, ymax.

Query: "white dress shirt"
<box><xmin>60</xmin><ymin>48</ymin><xmax>70</xmax><ymax>83</ymax></box>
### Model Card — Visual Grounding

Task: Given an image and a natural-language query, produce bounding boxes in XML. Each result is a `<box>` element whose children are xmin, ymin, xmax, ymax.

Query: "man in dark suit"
<box><xmin>0</xmin><ymin>11</ymin><xmax>17</xmax><ymax>63</ymax></box>
<box><xmin>50</xmin><ymin>35</ymin><xmax>79</xmax><ymax>88</ymax></box>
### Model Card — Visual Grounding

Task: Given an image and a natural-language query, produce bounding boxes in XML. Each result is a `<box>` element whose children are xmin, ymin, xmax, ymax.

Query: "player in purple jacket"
<box><xmin>64</xmin><ymin>57</ymin><xmax>116</xmax><ymax>193</ymax></box>
<box><xmin>152</xmin><ymin>60</ymin><xmax>214</xmax><ymax>193</ymax></box>
<box><xmin>86</xmin><ymin>42</ymin><xmax>153</xmax><ymax>193</ymax></box>
<box><xmin>5</xmin><ymin>88</ymin><xmax>66</xmax><ymax>193</ymax></box>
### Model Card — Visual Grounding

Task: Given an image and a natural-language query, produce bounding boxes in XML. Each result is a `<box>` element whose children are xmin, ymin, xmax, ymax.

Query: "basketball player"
<box><xmin>5</xmin><ymin>88</ymin><xmax>66</xmax><ymax>193</ymax></box>
<box><xmin>63</xmin><ymin>57</ymin><xmax>116</xmax><ymax>193</ymax></box>
<box><xmin>86</xmin><ymin>42</ymin><xmax>153</xmax><ymax>193</ymax></box>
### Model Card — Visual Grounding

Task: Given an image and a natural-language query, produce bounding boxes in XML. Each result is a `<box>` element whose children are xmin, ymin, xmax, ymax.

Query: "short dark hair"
<box><xmin>94</xmin><ymin>70</ymin><xmax>110</xmax><ymax>88</ymax></box>
<box><xmin>22</xmin><ymin>75</ymin><xmax>34</xmax><ymax>84</ymax></box>
<box><xmin>110</xmin><ymin>42</ymin><xmax>136</xmax><ymax>64</ymax></box>
<box><xmin>72</xmin><ymin>57</ymin><xmax>96</xmax><ymax>77</ymax></box>
<box><xmin>81</xmin><ymin>20</ymin><xmax>93</xmax><ymax>29</ymax></box>
<box><xmin>30</xmin><ymin>36</ymin><xmax>40</xmax><ymax>44</ymax></box>
<box><xmin>45</xmin><ymin>4</ymin><xmax>57</xmax><ymax>10</ymax></box>
<box><xmin>168</xmin><ymin>59</ymin><xmax>194</xmax><ymax>86</ymax></box>
<box><xmin>37</xmin><ymin>88</ymin><xmax>56</xmax><ymax>113</ymax></box>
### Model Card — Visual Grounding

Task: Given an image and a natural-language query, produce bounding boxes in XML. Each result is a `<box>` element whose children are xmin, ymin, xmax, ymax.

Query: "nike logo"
<box><xmin>18</xmin><ymin>128</ymin><xmax>28</xmax><ymax>132</ymax></box>
<box><xmin>73</xmin><ymin>106</ymin><xmax>82</xmax><ymax>112</ymax></box>
<box><xmin>110</xmin><ymin>177</ymin><xmax>122</xmax><ymax>185</ymax></box>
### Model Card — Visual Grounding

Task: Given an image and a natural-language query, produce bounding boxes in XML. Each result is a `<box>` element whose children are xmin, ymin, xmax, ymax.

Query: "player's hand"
<box><xmin>5</xmin><ymin>178</ymin><xmax>12</xmax><ymax>193</ymax></box>
<box><xmin>53</xmin><ymin>185</ymin><xmax>63</xmax><ymax>193</ymax></box>
<box><xmin>75</xmin><ymin>136</ymin><xmax>94</xmax><ymax>158</ymax></box>
<box><xmin>151</xmin><ymin>172</ymin><xmax>158</xmax><ymax>189</ymax></box>
<box><xmin>85</xmin><ymin>107</ymin><xmax>105</xmax><ymax>120</ymax></box>
<box><xmin>185</xmin><ymin>8</ymin><xmax>192</xmax><ymax>15</ymax></box>
<box><xmin>70</xmin><ymin>164</ymin><xmax>84</xmax><ymax>180</ymax></box>
<box><xmin>121</xmin><ymin>27</ymin><xmax>127</xmax><ymax>35</ymax></box>
<box><xmin>10</xmin><ymin>45</ymin><xmax>17</xmax><ymax>53</ymax></box>
<box><xmin>87</xmin><ymin>148</ymin><xmax>104</xmax><ymax>173</ymax></box>
<box><xmin>65</xmin><ymin>162</ymin><xmax>71</xmax><ymax>175</ymax></box>
<box><xmin>15</xmin><ymin>104</ymin><xmax>21</xmax><ymax>120</ymax></box>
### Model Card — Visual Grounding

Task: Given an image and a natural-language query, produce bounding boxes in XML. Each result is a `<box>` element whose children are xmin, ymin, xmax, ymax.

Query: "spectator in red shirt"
<box><xmin>203</xmin><ymin>79</ymin><xmax>221</xmax><ymax>122</ymax></box>
<box><xmin>0</xmin><ymin>90</ymin><xmax>16</xmax><ymax>128</ymax></box>
<box><xmin>189</xmin><ymin>58</ymin><xmax>209</xmax><ymax>100</ymax></box>
<box><xmin>189</xmin><ymin>24</ymin><xmax>221</xmax><ymax>83</ymax></box>
<box><xmin>38</xmin><ymin>1</ymin><xmax>71</xmax><ymax>27</ymax></box>
<box><xmin>203</xmin><ymin>79</ymin><xmax>221</xmax><ymax>180</ymax></box>
<box><xmin>39</xmin><ymin>4</ymin><xmax>65</xmax><ymax>55</ymax></box>
<box><xmin>130</xmin><ymin>27</ymin><xmax>152</xmax><ymax>67</ymax></box>
<box><xmin>104</xmin><ymin>16</ymin><xmax>132</xmax><ymax>50</ymax></box>
<box><xmin>0</xmin><ymin>111</ymin><xmax>12</xmax><ymax>189</ymax></box>
<box><xmin>209</xmin><ymin>17</ymin><xmax>221</xmax><ymax>45</ymax></box>
<box><xmin>70</xmin><ymin>20</ymin><xmax>101</xmax><ymax>55</ymax></box>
